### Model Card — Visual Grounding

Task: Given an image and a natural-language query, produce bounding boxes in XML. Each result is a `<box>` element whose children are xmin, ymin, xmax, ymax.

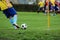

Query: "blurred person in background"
<box><xmin>37</xmin><ymin>1</ymin><xmax>44</xmax><ymax>13</ymax></box>
<box><xmin>44</xmin><ymin>0</ymin><xmax>49</xmax><ymax>15</ymax></box>
<box><xmin>50</xmin><ymin>0</ymin><xmax>56</xmax><ymax>16</ymax></box>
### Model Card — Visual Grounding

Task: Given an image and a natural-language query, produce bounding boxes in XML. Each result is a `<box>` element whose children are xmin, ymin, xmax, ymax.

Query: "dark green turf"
<box><xmin>0</xmin><ymin>11</ymin><xmax>60</xmax><ymax>40</ymax></box>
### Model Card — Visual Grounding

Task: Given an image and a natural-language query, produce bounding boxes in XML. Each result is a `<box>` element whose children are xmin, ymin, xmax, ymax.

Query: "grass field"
<box><xmin>0</xmin><ymin>11</ymin><xmax>60</xmax><ymax>40</ymax></box>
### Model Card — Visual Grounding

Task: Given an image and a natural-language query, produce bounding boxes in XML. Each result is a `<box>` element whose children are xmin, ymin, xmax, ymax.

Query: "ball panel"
<box><xmin>21</xmin><ymin>23</ymin><xmax>27</xmax><ymax>30</ymax></box>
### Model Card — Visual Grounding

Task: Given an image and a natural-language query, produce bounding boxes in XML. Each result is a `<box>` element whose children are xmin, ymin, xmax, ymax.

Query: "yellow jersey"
<box><xmin>50</xmin><ymin>0</ymin><xmax>55</xmax><ymax>6</ymax></box>
<box><xmin>38</xmin><ymin>2</ymin><xmax>44</xmax><ymax>7</ymax></box>
<box><xmin>0</xmin><ymin>0</ymin><xmax>12</xmax><ymax>10</ymax></box>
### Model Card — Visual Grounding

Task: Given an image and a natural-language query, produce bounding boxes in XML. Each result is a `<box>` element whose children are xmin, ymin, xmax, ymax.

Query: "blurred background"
<box><xmin>10</xmin><ymin>0</ymin><xmax>45</xmax><ymax>4</ymax></box>
<box><xmin>10</xmin><ymin>0</ymin><xmax>60</xmax><ymax>12</ymax></box>
<box><xmin>10</xmin><ymin>0</ymin><xmax>45</xmax><ymax>11</ymax></box>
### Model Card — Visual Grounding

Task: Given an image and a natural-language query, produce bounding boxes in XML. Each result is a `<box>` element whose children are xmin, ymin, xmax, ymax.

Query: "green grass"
<box><xmin>0</xmin><ymin>11</ymin><xmax>60</xmax><ymax>40</ymax></box>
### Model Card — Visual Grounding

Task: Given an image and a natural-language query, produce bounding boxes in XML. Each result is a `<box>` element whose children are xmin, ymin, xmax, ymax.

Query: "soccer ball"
<box><xmin>21</xmin><ymin>23</ymin><xmax>27</xmax><ymax>30</ymax></box>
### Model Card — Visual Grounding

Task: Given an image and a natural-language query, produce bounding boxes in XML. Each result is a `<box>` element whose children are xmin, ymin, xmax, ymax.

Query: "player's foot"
<box><xmin>51</xmin><ymin>13</ymin><xmax>56</xmax><ymax>16</ymax></box>
<box><xmin>53</xmin><ymin>13</ymin><xmax>56</xmax><ymax>16</ymax></box>
<box><xmin>14</xmin><ymin>27</ymin><xmax>18</xmax><ymax>29</ymax></box>
<box><xmin>13</xmin><ymin>24</ymin><xmax>20</xmax><ymax>29</ymax></box>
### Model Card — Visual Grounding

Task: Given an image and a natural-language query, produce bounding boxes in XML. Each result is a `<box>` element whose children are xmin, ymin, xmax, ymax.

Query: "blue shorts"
<box><xmin>51</xmin><ymin>6</ymin><xmax>58</xmax><ymax>11</ymax></box>
<box><xmin>3</xmin><ymin>7</ymin><xmax>17</xmax><ymax>18</ymax></box>
<box><xmin>55</xmin><ymin>6</ymin><xmax>58</xmax><ymax>11</ymax></box>
<box><xmin>51</xmin><ymin>6</ymin><xmax>55</xmax><ymax>10</ymax></box>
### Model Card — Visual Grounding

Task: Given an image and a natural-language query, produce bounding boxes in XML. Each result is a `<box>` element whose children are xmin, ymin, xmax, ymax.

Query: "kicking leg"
<box><xmin>13</xmin><ymin>15</ymin><xmax>20</xmax><ymax>28</ymax></box>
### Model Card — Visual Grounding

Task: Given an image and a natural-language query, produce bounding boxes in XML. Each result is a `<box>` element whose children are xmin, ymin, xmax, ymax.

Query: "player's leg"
<box><xmin>9</xmin><ymin>16</ymin><xmax>18</xmax><ymax>29</ymax></box>
<box><xmin>3</xmin><ymin>9</ymin><xmax>17</xmax><ymax>29</ymax></box>
<box><xmin>53</xmin><ymin>6</ymin><xmax>56</xmax><ymax>16</ymax></box>
<box><xmin>3</xmin><ymin>7</ymin><xmax>20</xmax><ymax>29</ymax></box>
<box><xmin>12</xmin><ymin>14</ymin><xmax>20</xmax><ymax>28</ymax></box>
<box><xmin>55</xmin><ymin>6</ymin><xmax>57</xmax><ymax>14</ymax></box>
<box><xmin>37</xmin><ymin>7</ymin><xmax>40</xmax><ymax>13</ymax></box>
<box><xmin>8</xmin><ymin>7</ymin><xmax>20</xmax><ymax>29</ymax></box>
<box><xmin>44</xmin><ymin>5</ymin><xmax>47</xmax><ymax>15</ymax></box>
<box><xmin>49</xmin><ymin>5</ymin><xmax>53</xmax><ymax>15</ymax></box>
